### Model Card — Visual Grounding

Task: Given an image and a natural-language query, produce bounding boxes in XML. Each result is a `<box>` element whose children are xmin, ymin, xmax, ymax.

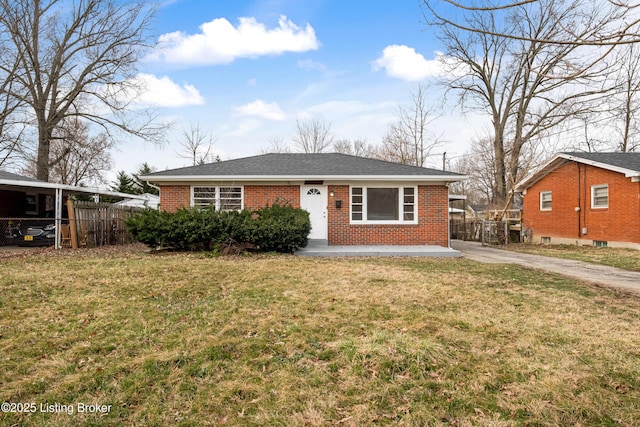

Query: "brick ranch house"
<box><xmin>142</xmin><ymin>153</ymin><xmax>467</xmax><ymax>248</ymax></box>
<box><xmin>517</xmin><ymin>152</ymin><xmax>640</xmax><ymax>249</ymax></box>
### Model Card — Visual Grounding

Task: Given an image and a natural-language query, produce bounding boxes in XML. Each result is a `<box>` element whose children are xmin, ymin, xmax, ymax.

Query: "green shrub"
<box><xmin>126</xmin><ymin>204</ymin><xmax>310</xmax><ymax>253</ymax></box>
<box><xmin>248</xmin><ymin>204</ymin><xmax>311</xmax><ymax>253</ymax></box>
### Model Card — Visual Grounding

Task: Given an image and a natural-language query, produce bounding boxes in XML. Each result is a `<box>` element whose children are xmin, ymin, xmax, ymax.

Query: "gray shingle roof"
<box><xmin>0</xmin><ymin>170</ymin><xmax>41</xmax><ymax>182</ymax></box>
<box><xmin>144</xmin><ymin>153</ymin><xmax>463</xmax><ymax>178</ymax></box>
<box><xmin>563</xmin><ymin>152</ymin><xmax>640</xmax><ymax>172</ymax></box>
<box><xmin>517</xmin><ymin>151</ymin><xmax>640</xmax><ymax>191</ymax></box>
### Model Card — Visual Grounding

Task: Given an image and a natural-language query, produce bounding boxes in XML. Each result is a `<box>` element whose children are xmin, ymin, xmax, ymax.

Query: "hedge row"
<box><xmin>125</xmin><ymin>204</ymin><xmax>311</xmax><ymax>253</ymax></box>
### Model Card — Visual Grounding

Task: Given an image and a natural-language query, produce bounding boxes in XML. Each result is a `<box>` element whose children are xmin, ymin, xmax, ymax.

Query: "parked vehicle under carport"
<box><xmin>16</xmin><ymin>223</ymin><xmax>56</xmax><ymax>247</ymax></box>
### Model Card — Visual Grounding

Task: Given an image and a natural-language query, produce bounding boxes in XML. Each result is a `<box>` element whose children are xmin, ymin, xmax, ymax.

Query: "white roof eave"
<box><xmin>141</xmin><ymin>174</ymin><xmax>469</xmax><ymax>183</ymax></box>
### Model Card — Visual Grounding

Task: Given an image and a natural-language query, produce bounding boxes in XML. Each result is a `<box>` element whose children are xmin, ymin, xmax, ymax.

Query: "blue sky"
<box><xmin>112</xmin><ymin>0</ymin><xmax>486</xmax><ymax>179</ymax></box>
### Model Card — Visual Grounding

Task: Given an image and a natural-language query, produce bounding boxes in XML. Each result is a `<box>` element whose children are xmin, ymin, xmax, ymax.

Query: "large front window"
<box><xmin>192</xmin><ymin>186</ymin><xmax>243</xmax><ymax>210</ymax></box>
<box><xmin>350</xmin><ymin>186</ymin><xmax>417</xmax><ymax>223</ymax></box>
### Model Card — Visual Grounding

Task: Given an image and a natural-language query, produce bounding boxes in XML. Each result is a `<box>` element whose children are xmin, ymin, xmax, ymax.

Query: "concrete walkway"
<box><xmin>295</xmin><ymin>240</ymin><xmax>461</xmax><ymax>257</ymax></box>
<box><xmin>451</xmin><ymin>240</ymin><xmax>640</xmax><ymax>294</ymax></box>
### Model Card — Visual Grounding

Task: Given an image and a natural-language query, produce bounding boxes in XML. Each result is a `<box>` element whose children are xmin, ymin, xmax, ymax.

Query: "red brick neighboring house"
<box><xmin>517</xmin><ymin>152</ymin><xmax>640</xmax><ymax>249</ymax></box>
<box><xmin>141</xmin><ymin>153</ymin><xmax>467</xmax><ymax>248</ymax></box>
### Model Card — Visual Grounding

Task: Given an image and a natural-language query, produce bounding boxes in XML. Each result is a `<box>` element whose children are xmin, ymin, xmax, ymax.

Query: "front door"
<box><xmin>300</xmin><ymin>185</ymin><xmax>328</xmax><ymax>240</ymax></box>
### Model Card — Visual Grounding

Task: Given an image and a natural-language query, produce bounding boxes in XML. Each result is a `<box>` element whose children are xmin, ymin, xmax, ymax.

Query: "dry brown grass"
<box><xmin>0</xmin><ymin>246</ymin><xmax>639</xmax><ymax>426</ymax></box>
<box><xmin>506</xmin><ymin>243</ymin><xmax>640</xmax><ymax>271</ymax></box>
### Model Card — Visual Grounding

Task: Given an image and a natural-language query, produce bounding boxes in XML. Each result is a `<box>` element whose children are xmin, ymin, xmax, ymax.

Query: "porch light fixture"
<box><xmin>335</xmin><ymin>200</ymin><xmax>342</xmax><ymax>209</ymax></box>
<box><xmin>329</xmin><ymin>190</ymin><xmax>335</xmax><ymax>197</ymax></box>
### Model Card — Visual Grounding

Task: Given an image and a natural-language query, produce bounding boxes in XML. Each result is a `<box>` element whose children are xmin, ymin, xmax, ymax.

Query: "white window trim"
<box><xmin>591</xmin><ymin>184</ymin><xmax>608</xmax><ymax>209</ymax></box>
<box><xmin>349</xmin><ymin>185</ymin><xmax>418</xmax><ymax>225</ymax></box>
<box><xmin>191</xmin><ymin>186</ymin><xmax>244</xmax><ymax>211</ymax></box>
<box><xmin>540</xmin><ymin>191</ymin><xmax>552</xmax><ymax>211</ymax></box>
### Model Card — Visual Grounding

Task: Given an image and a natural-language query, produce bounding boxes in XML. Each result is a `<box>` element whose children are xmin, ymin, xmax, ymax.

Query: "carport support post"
<box><xmin>55</xmin><ymin>188</ymin><xmax>63</xmax><ymax>250</ymax></box>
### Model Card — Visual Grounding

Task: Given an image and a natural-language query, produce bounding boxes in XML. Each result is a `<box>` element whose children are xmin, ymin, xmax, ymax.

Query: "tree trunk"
<box><xmin>36</xmin><ymin>126</ymin><xmax>51</xmax><ymax>182</ymax></box>
<box><xmin>492</xmin><ymin>126</ymin><xmax>507</xmax><ymax>206</ymax></box>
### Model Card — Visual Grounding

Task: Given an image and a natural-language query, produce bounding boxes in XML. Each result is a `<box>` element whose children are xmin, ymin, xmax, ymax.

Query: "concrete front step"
<box><xmin>295</xmin><ymin>240</ymin><xmax>461</xmax><ymax>257</ymax></box>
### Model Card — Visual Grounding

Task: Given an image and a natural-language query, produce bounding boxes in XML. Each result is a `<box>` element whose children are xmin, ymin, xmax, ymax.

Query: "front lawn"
<box><xmin>506</xmin><ymin>243</ymin><xmax>640</xmax><ymax>271</ymax></box>
<box><xmin>1</xmin><ymin>247</ymin><xmax>639</xmax><ymax>426</ymax></box>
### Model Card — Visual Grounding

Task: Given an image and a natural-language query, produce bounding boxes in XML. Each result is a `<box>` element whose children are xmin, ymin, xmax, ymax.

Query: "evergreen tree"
<box><xmin>133</xmin><ymin>162</ymin><xmax>159</xmax><ymax>195</ymax></box>
<box><xmin>111</xmin><ymin>171</ymin><xmax>137</xmax><ymax>194</ymax></box>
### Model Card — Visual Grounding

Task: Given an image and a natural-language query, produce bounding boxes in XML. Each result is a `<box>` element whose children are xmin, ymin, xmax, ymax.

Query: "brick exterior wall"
<box><xmin>159</xmin><ymin>183</ymin><xmax>451</xmax><ymax>247</ymax></box>
<box><xmin>327</xmin><ymin>185</ymin><xmax>450</xmax><ymax>246</ymax></box>
<box><xmin>522</xmin><ymin>161</ymin><xmax>640</xmax><ymax>246</ymax></box>
<box><xmin>243</xmin><ymin>185</ymin><xmax>300</xmax><ymax>209</ymax></box>
<box><xmin>159</xmin><ymin>185</ymin><xmax>191</xmax><ymax>212</ymax></box>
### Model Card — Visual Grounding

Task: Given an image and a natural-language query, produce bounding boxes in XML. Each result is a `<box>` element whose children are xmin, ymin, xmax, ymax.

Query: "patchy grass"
<box><xmin>1</xmin><ymin>246</ymin><xmax>639</xmax><ymax>426</ymax></box>
<box><xmin>505</xmin><ymin>243</ymin><xmax>640</xmax><ymax>271</ymax></box>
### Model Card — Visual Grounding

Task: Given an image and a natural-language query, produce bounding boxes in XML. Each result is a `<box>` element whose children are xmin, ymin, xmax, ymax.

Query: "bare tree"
<box><xmin>292</xmin><ymin>118</ymin><xmax>334</xmax><ymax>153</ymax></box>
<box><xmin>422</xmin><ymin>0</ymin><xmax>640</xmax><ymax>47</ymax></box>
<box><xmin>21</xmin><ymin>117</ymin><xmax>113</xmax><ymax>185</ymax></box>
<box><xmin>451</xmin><ymin>133</ymin><xmax>543</xmax><ymax>208</ymax></box>
<box><xmin>0</xmin><ymin>0</ymin><xmax>164</xmax><ymax>182</ymax></box>
<box><xmin>612</xmin><ymin>44</ymin><xmax>640</xmax><ymax>152</ymax></box>
<box><xmin>451</xmin><ymin>137</ymin><xmax>497</xmax><ymax>205</ymax></box>
<box><xmin>433</xmin><ymin>0</ymin><xmax>615</xmax><ymax>205</ymax></box>
<box><xmin>258</xmin><ymin>136</ymin><xmax>292</xmax><ymax>154</ymax></box>
<box><xmin>332</xmin><ymin>139</ymin><xmax>378</xmax><ymax>157</ymax></box>
<box><xmin>50</xmin><ymin>120</ymin><xmax>113</xmax><ymax>185</ymax></box>
<box><xmin>0</xmin><ymin>42</ymin><xmax>25</xmax><ymax>168</ymax></box>
<box><xmin>177</xmin><ymin>123</ymin><xmax>217</xmax><ymax>165</ymax></box>
<box><xmin>379</xmin><ymin>84</ymin><xmax>442</xmax><ymax>166</ymax></box>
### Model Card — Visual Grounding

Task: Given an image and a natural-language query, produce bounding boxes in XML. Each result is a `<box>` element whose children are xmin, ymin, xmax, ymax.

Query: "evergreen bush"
<box><xmin>126</xmin><ymin>204</ymin><xmax>310</xmax><ymax>253</ymax></box>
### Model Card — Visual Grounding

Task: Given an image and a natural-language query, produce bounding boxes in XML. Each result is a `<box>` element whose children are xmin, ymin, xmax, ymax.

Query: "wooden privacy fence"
<box><xmin>67</xmin><ymin>200</ymin><xmax>141</xmax><ymax>248</ymax></box>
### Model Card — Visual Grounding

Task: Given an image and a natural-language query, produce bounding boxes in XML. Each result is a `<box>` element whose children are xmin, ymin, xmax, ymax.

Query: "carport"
<box><xmin>0</xmin><ymin>173</ymin><xmax>150</xmax><ymax>249</ymax></box>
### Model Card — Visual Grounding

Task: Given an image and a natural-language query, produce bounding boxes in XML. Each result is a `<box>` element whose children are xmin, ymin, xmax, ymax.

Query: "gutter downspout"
<box><xmin>577</xmin><ymin>163</ymin><xmax>581</xmax><ymax>239</ymax></box>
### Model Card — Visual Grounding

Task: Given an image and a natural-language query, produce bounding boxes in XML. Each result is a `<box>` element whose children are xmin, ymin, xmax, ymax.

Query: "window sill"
<box><xmin>349</xmin><ymin>221</ymin><xmax>419</xmax><ymax>226</ymax></box>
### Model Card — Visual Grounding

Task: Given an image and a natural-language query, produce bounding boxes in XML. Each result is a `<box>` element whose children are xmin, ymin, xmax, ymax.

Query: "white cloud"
<box><xmin>222</xmin><ymin>119</ymin><xmax>264</xmax><ymax>137</ymax></box>
<box><xmin>373</xmin><ymin>45</ymin><xmax>450</xmax><ymax>81</ymax></box>
<box><xmin>133</xmin><ymin>73</ymin><xmax>205</xmax><ymax>107</ymax></box>
<box><xmin>150</xmin><ymin>15</ymin><xmax>319</xmax><ymax>65</ymax></box>
<box><xmin>297</xmin><ymin>59</ymin><xmax>327</xmax><ymax>72</ymax></box>
<box><xmin>233</xmin><ymin>100</ymin><xmax>287</xmax><ymax>121</ymax></box>
<box><xmin>305</xmin><ymin>100</ymin><xmax>396</xmax><ymax>116</ymax></box>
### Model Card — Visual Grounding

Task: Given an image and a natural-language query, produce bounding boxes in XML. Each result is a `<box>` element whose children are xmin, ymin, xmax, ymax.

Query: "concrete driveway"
<box><xmin>451</xmin><ymin>240</ymin><xmax>640</xmax><ymax>294</ymax></box>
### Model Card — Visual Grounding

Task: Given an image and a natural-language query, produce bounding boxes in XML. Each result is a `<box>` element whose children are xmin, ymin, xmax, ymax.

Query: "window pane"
<box><xmin>351</xmin><ymin>187</ymin><xmax>364</xmax><ymax>221</ymax></box>
<box><xmin>219</xmin><ymin>187</ymin><xmax>242</xmax><ymax>211</ymax></box>
<box><xmin>367</xmin><ymin>188</ymin><xmax>399</xmax><ymax>220</ymax></box>
<box><xmin>193</xmin><ymin>187</ymin><xmax>216</xmax><ymax>208</ymax></box>
<box><xmin>540</xmin><ymin>191</ymin><xmax>552</xmax><ymax>210</ymax></box>
<box><xmin>403</xmin><ymin>212</ymin><xmax>414</xmax><ymax>221</ymax></box>
<box><xmin>193</xmin><ymin>187</ymin><xmax>216</xmax><ymax>198</ymax></box>
<box><xmin>592</xmin><ymin>186</ymin><xmax>608</xmax><ymax>207</ymax></box>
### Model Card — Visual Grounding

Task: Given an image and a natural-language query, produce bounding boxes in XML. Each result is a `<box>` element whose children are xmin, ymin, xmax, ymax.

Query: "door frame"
<box><xmin>300</xmin><ymin>185</ymin><xmax>328</xmax><ymax>240</ymax></box>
